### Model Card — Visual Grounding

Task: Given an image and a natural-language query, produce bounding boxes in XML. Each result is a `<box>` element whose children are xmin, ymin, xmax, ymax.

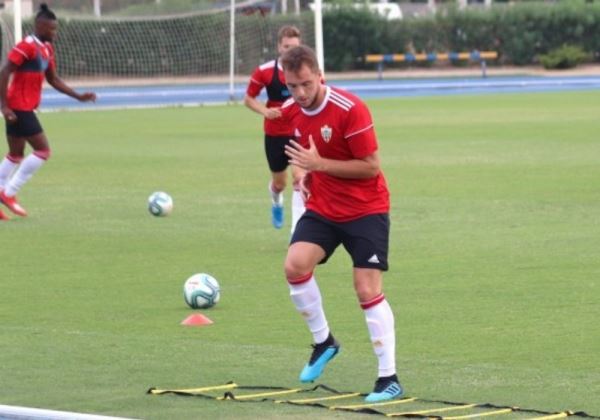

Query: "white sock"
<box><xmin>5</xmin><ymin>153</ymin><xmax>46</xmax><ymax>196</ymax></box>
<box><xmin>290</xmin><ymin>188</ymin><xmax>305</xmax><ymax>234</ymax></box>
<box><xmin>269</xmin><ymin>181</ymin><xmax>283</xmax><ymax>206</ymax></box>
<box><xmin>0</xmin><ymin>156</ymin><xmax>19</xmax><ymax>190</ymax></box>
<box><xmin>363</xmin><ymin>296</ymin><xmax>396</xmax><ymax>377</ymax></box>
<box><xmin>289</xmin><ymin>275</ymin><xmax>330</xmax><ymax>344</ymax></box>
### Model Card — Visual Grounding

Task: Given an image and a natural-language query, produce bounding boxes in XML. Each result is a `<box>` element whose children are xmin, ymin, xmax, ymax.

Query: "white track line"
<box><xmin>0</xmin><ymin>405</ymin><xmax>137</xmax><ymax>420</ymax></box>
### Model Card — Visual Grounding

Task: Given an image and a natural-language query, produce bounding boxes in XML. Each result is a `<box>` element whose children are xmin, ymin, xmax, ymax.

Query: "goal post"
<box><xmin>229</xmin><ymin>0</ymin><xmax>235</xmax><ymax>100</ymax></box>
<box><xmin>313</xmin><ymin>0</ymin><xmax>324</xmax><ymax>75</ymax></box>
<box><xmin>13</xmin><ymin>0</ymin><xmax>22</xmax><ymax>42</ymax></box>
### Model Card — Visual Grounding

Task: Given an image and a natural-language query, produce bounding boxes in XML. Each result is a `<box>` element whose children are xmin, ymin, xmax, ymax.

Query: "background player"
<box><xmin>0</xmin><ymin>3</ymin><xmax>96</xmax><ymax>220</ymax></box>
<box><xmin>280</xmin><ymin>45</ymin><xmax>403</xmax><ymax>402</ymax></box>
<box><xmin>244</xmin><ymin>25</ymin><xmax>304</xmax><ymax>232</ymax></box>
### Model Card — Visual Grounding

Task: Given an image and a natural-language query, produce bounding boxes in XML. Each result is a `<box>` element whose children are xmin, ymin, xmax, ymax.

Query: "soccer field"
<box><xmin>1</xmin><ymin>91</ymin><xmax>599</xmax><ymax>419</ymax></box>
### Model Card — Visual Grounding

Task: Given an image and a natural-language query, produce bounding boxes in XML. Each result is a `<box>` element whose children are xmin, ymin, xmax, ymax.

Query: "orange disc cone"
<box><xmin>181</xmin><ymin>313</ymin><xmax>213</xmax><ymax>326</ymax></box>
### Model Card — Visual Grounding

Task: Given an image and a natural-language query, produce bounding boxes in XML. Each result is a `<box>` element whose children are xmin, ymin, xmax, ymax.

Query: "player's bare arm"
<box><xmin>45</xmin><ymin>68</ymin><xmax>96</xmax><ymax>102</ymax></box>
<box><xmin>243</xmin><ymin>94</ymin><xmax>281</xmax><ymax>120</ymax></box>
<box><xmin>285</xmin><ymin>135</ymin><xmax>380</xmax><ymax>179</ymax></box>
<box><xmin>0</xmin><ymin>62</ymin><xmax>18</xmax><ymax>123</ymax></box>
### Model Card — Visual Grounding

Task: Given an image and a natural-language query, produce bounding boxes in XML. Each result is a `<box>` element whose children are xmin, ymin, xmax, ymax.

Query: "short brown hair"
<box><xmin>277</xmin><ymin>25</ymin><xmax>301</xmax><ymax>43</ymax></box>
<box><xmin>280</xmin><ymin>45</ymin><xmax>320</xmax><ymax>74</ymax></box>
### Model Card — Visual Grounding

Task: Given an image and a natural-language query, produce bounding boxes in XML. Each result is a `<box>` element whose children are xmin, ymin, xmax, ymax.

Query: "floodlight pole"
<box><xmin>14</xmin><ymin>0</ymin><xmax>22</xmax><ymax>42</ymax></box>
<box><xmin>314</xmin><ymin>0</ymin><xmax>324</xmax><ymax>76</ymax></box>
<box><xmin>229</xmin><ymin>0</ymin><xmax>236</xmax><ymax>101</ymax></box>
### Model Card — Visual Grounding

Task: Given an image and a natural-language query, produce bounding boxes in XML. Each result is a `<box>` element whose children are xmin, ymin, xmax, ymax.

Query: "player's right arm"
<box><xmin>0</xmin><ymin>61</ymin><xmax>18</xmax><ymax>123</ymax></box>
<box><xmin>244</xmin><ymin>67</ymin><xmax>281</xmax><ymax>120</ymax></box>
<box><xmin>244</xmin><ymin>94</ymin><xmax>281</xmax><ymax>120</ymax></box>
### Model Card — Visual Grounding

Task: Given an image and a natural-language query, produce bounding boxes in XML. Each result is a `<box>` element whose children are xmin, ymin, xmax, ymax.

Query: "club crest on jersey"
<box><xmin>320</xmin><ymin>125</ymin><xmax>332</xmax><ymax>143</ymax></box>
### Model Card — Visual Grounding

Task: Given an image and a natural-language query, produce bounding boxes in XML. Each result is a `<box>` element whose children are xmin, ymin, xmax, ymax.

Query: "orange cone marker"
<box><xmin>181</xmin><ymin>313</ymin><xmax>213</xmax><ymax>326</ymax></box>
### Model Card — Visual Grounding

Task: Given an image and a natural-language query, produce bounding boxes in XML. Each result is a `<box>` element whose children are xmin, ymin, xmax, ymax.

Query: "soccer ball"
<box><xmin>183</xmin><ymin>273</ymin><xmax>221</xmax><ymax>309</ymax></box>
<box><xmin>148</xmin><ymin>191</ymin><xmax>173</xmax><ymax>217</ymax></box>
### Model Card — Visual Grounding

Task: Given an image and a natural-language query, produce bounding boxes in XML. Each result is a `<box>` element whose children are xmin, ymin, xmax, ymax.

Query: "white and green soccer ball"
<box><xmin>148</xmin><ymin>191</ymin><xmax>173</xmax><ymax>217</ymax></box>
<box><xmin>184</xmin><ymin>273</ymin><xmax>221</xmax><ymax>309</ymax></box>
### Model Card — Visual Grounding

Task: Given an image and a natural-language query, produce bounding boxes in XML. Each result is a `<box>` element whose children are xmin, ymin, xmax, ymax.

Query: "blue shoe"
<box><xmin>365</xmin><ymin>375</ymin><xmax>404</xmax><ymax>402</ymax></box>
<box><xmin>271</xmin><ymin>203</ymin><xmax>284</xmax><ymax>229</ymax></box>
<box><xmin>299</xmin><ymin>337</ymin><xmax>340</xmax><ymax>383</ymax></box>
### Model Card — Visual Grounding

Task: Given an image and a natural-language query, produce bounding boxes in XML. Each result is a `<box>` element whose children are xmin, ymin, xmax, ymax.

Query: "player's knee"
<box><xmin>354</xmin><ymin>284</ymin><xmax>381</xmax><ymax>303</ymax></box>
<box><xmin>272</xmin><ymin>179</ymin><xmax>286</xmax><ymax>192</ymax></box>
<box><xmin>6</xmin><ymin>153</ymin><xmax>24</xmax><ymax>163</ymax></box>
<box><xmin>284</xmin><ymin>260</ymin><xmax>312</xmax><ymax>283</ymax></box>
<box><xmin>33</xmin><ymin>149</ymin><xmax>51</xmax><ymax>160</ymax></box>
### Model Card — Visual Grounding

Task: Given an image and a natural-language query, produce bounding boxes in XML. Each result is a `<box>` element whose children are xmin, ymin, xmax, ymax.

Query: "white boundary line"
<box><xmin>40</xmin><ymin>100</ymin><xmax>232</xmax><ymax>113</ymax></box>
<box><xmin>0</xmin><ymin>405</ymin><xmax>137</xmax><ymax>420</ymax></box>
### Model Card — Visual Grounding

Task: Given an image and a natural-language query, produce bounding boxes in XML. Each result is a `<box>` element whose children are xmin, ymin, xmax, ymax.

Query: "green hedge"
<box><xmin>324</xmin><ymin>1</ymin><xmax>600</xmax><ymax>70</ymax></box>
<box><xmin>539</xmin><ymin>44</ymin><xmax>589</xmax><ymax>69</ymax></box>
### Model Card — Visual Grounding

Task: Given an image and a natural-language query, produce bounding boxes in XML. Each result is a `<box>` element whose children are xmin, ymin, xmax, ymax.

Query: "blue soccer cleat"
<box><xmin>365</xmin><ymin>375</ymin><xmax>404</xmax><ymax>402</ymax></box>
<box><xmin>271</xmin><ymin>203</ymin><xmax>284</xmax><ymax>229</ymax></box>
<box><xmin>299</xmin><ymin>336</ymin><xmax>340</xmax><ymax>383</ymax></box>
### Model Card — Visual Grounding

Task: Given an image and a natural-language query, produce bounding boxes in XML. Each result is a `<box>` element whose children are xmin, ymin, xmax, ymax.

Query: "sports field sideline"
<box><xmin>40</xmin><ymin>74</ymin><xmax>600</xmax><ymax>111</ymax></box>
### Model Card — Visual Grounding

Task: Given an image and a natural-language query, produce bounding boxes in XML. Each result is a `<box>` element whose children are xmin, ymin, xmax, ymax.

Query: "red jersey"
<box><xmin>246</xmin><ymin>59</ymin><xmax>293</xmax><ymax>137</ymax></box>
<box><xmin>7</xmin><ymin>35</ymin><xmax>56</xmax><ymax>111</ymax></box>
<box><xmin>282</xmin><ymin>86</ymin><xmax>390</xmax><ymax>222</ymax></box>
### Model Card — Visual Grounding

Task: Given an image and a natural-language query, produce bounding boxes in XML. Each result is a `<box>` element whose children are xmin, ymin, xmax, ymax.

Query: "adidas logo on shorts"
<box><xmin>368</xmin><ymin>254</ymin><xmax>380</xmax><ymax>264</ymax></box>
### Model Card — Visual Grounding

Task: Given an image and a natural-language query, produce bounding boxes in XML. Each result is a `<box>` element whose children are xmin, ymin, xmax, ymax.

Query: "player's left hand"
<box><xmin>1</xmin><ymin>106</ymin><xmax>17</xmax><ymax>124</ymax></box>
<box><xmin>285</xmin><ymin>135</ymin><xmax>323</xmax><ymax>172</ymax></box>
<box><xmin>78</xmin><ymin>92</ymin><xmax>97</xmax><ymax>102</ymax></box>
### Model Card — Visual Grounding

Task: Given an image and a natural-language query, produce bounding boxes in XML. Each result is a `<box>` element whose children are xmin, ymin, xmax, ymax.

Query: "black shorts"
<box><xmin>5</xmin><ymin>110</ymin><xmax>43</xmax><ymax>137</ymax></box>
<box><xmin>291</xmin><ymin>210</ymin><xmax>390</xmax><ymax>271</ymax></box>
<box><xmin>264</xmin><ymin>135</ymin><xmax>291</xmax><ymax>173</ymax></box>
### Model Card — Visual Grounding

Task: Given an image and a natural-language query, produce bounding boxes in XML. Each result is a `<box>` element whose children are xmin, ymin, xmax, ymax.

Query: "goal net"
<box><xmin>0</xmin><ymin>2</ymin><xmax>314</xmax><ymax>82</ymax></box>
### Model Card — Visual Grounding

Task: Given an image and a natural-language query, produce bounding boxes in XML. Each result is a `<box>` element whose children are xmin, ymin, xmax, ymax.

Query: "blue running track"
<box><xmin>40</xmin><ymin>75</ymin><xmax>600</xmax><ymax>111</ymax></box>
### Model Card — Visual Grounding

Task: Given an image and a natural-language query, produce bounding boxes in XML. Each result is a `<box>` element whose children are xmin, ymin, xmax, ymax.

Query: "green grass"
<box><xmin>1</xmin><ymin>91</ymin><xmax>599</xmax><ymax>419</ymax></box>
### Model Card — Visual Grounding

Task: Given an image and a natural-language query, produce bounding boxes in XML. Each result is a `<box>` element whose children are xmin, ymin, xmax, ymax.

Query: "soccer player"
<box><xmin>280</xmin><ymin>45</ymin><xmax>403</xmax><ymax>402</ymax></box>
<box><xmin>0</xmin><ymin>3</ymin><xmax>96</xmax><ymax>220</ymax></box>
<box><xmin>244</xmin><ymin>25</ymin><xmax>304</xmax><ymax>232</ymax></box>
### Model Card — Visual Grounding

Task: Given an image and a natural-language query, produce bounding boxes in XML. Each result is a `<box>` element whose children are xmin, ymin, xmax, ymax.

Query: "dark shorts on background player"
<box><xmin>264</xmin><ymin>134</ymin><xmax>292</xmax><ymax>173</ymax></box>
<box><xmin>291</xmin><ymin>210</ymin><xmax>390</xmax><ymax>271</ymax></box>
<box><xmin>5</xmin><ymin>111</ymin><xmax>43</xmax><ymax>137</ymax></box>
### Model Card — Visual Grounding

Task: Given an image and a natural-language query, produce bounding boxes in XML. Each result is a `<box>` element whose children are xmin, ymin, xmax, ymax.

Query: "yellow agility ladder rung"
<box><xmin>443</xmin><ymin>407</ymin><xmax>514</xmax><ymax>419</ymax></box>
<box><xmin>148</xmin><ymin>383</ymin><xmax>238</xmax><ymax>395</ymax></box>
<box><xmin>282</xmin><ymin>392</ymin><xmax>362</xmax><ymax>404</ymax></box>
<box><xmin>219</xmin><ymin>388</ymin><xmax>302</xmax><ymax>400</ymax></box>
<box><xmin>529</xmin><ymin>413</ymin><xmax>572</xmax><ymax>420</ymax></box>
<box><xmin>387</xmin><ymin>403</ymin><xmax>477</xmax><ymax>417</ymax></box>
<box><xmin>331</xmin><ymin>397</ymin><xmax>417</xmax><ymax>410</ymax></box>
